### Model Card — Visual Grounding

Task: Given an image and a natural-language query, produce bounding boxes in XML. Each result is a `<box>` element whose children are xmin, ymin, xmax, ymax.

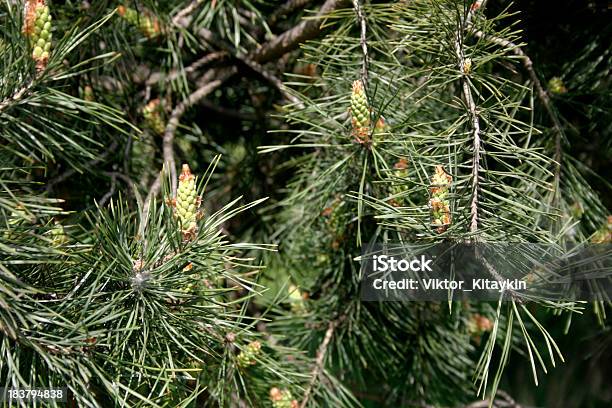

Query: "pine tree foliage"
<box><xmin>0</xmin><ymin>0</ymin><xmax>609</xmax><ymax>407</ymax></box>
<box><xmin>0</xmin><ymin>1</ymin><xmax>321</xmax><ymax>406</ymax></box>
<box><xmin>264</xmin><ymin>0</ymin><xmax>610</xmax><ymax>406</ymax></box>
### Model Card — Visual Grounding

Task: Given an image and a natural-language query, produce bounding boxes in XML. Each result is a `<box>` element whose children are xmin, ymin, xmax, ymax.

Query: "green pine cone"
<box><xmin>373</xmin><ymin>116</ymin><xmax>388</xmax><ymax>135</ymax></box>
<box><xmin>390</xmin><ymin>158</ymin><xmax>408</xmax><ymax>204</ymax></box>
<box><xmin>118</xmin><ymin>5</ymin><xmax>160</xmax><ymax>38</ymax></box>
<box><xmin>117</xmin><ymin>6</ymin><xmax>138</xmax><ymax>26</ymax></box>
<box><xmin>429</xmin><ymin>165</ymin><xmax>452</xmax><ymax>231</ymax></box>
<box><xmin>143</xmin><ymin>99</ymin><xmax>165</xmax><ymax>134</ymax></box>
<box><xmin>269</xmin><ymin>388</ymin><xmax>298</xmax><ymax>408</ymax></box>
<box><xmin>431</xmin><ymin>166</ymin><xmax>451</xmax><ymax>194</ymax></box>
<box><xmin>176</xmin><ymin>164</ymin><xmax>199</xmax><ymax>233</ymax></box>
<box><xmin>548</xmin><ymin>76</ymin><xmax>567</xmax><ymax>95</ymax></box>
<box><xmin>139</xmin><ymin>17</ymin><xmax>160</xmax><ymax>38</ymax></box>
<box><xmin>25</xmin><ymin>2</ymin><xmax>52</xmax><ymax>69</ymax></box>
<box><xmin>350</xmin><ymin>79</ymin><xmax>370</xmax><ymax>130</ymax></box>
<box><xmin>372</xmin><ymin>116</ymin><xmax>389</xmax><ymax>147</ymax></box>
<box><xmin>236</xmin><ymin>341</ymin><xmax>262</xmax><ymax>368</ymax></box>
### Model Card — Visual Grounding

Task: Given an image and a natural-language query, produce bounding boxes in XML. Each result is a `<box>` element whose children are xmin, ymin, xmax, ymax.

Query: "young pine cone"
<box><xmin>390</xmin><ymin>158</ymin><xmax>409</xmax><ymax>206</ymax></box>
<box><xmin>175</xmin><ymin>164</ymin><xmax>201</xmax><ymax>240</ymax></box>
<box><xmin>372</xmin><ymin>116</ymin><xmax>389</xmax><ymax>146</ymax></box>
<box><xmin>269</xmin><ymin>388</ymin><xmax>298</xmax><ymax>408</ymax></box>
<box><xmin>142</xmin><ymin>99</ymin><xmax>165</xmax><ymax>135</ymax></box>
<box><xmin>23</xmin><ymin>0</ymin><xmax>53</xmax><ymax>71</ymax></box>
<box><xmin>350</xmin><ymin>80</ymin><xmax>370</xmax><ymax>142</ymax></box>
<box><xmin>117</xmin><ymin>5</ymin><xmax>161</xmax><ymax>39</ymax></box>
<box><xmin>236</xmin><ymin>341</ymin><xmax>262</xmax><ymax>368</ymax></box>
<box><xmin>429</xmin><ymin>165</ymin><xmax>452</xmax><ymax>233</ymax></box>
<box><xmin>548</xmin><ymin>76</ymin><xmax>567</xmax><ymax>95</ymax></box>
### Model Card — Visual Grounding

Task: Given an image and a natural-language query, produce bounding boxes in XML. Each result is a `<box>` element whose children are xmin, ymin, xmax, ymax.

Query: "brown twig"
<box><xmin>98</xmin><ymin>173</ymin><xmax>117</xmax><ymax>207</ymax></box>
<box><xmin>454</xmin><ymin>2</ymin><xmax>484</xmax><ymax>235</ymax></box>
<box><xmin>267</xmin><ymin>0</ymin><xmax>315</xmax><ymax>28</ymax></box>
<box><xmin>172</xmin><ymin>0</ymin><xmax>204</xmax><ymax>27</ymax></box>
<box><xmin>143</xmin><ymin>67</ymin><xmax>236</xmax><ymax>219</ymax></box>
<box><xmin>102</xmin><ymin>171</ymin><xmax>136</xmax><ymax>193</ymax></box>
<box><xmin>144</xmin><ymin>0</ymin><xmax>349</xmax><ymax>219</ymax></box>
<box><xmin>0</xmin><ymin>80</ymin><xmax>35</xmax><ymax>112</ymax></box>
<box><xmin>197</xmin><ymin>28</ymin><xmax>304</xmax><ymax>108</ymax></box>
<box><xmin>239</xmin><ymin>56</ymin><xmax>305</xmax><ymax>108</ymax></box>
<box><xmin>145</xmin><ymin>52</ymin><xmax>227</xmax><ymax>86</ymax></box>
<box><xmin>196</xmin><ymin>0</ymin><xmax>348</xmax><ymax>116</ymax></box>
<box><xmin>252</xmin><ymin>0</ymin><xmax>350</xmax><ymax>64</ymax></box>
<box><xmin>164</xmin><ymin>68</ymin><xmax>235</xmax><ymax>193</ymax></box>
<box><xmin>352</xmin><ymin>0</ymin><xmax>368</xmax><ymax>85</ymax></box>
<box><xmin>495</xmin><ymin>390</ymin><xmax>522</xmax><ymax>407</ymax></box>
<box><xmin>299</xmin><ymin>315</ymin><xmax>345</xmax><ymax>408</ymax></box>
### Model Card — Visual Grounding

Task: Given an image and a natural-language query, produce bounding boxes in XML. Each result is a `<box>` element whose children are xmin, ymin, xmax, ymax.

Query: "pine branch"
<box><xmin>0</xmin><ymin>79</ymin><xmax>35</xmax><ymax>113</ymax></box>
<box><xmin>352</xmin><ymin>0</ymin><xmax>368</xmax><ymax>85</ymax></box>
<box><xmin>455</xmin><ymin>2</ymin><xmax>532</xmax><ymax>304</ymax></box>
<box><xmin>454</xmin><ymin>2</ymin><xmax>484</xmax><ymax>235</ymax></box>
<box><xmin>252</xmin><ymin>0</ymin><xmax>350</xmax><ymax>64</ymax></box>
<box><xmin>165</xmin><ymin>67</ymin><xmax>236</xmax><ymax>191</ymax></box>
<box><xmin>267</xmin><ymin>0</ymin><xmax>316</xmax><ymax>28</ymax></box>
<box><xmin>299</xmin><ymin>315</ymin><xmax>345</xmax><ymax>408</ymax></box>
<box><xmin>98</xmin><ymin>172</ymin><xmax>117</xmax><ymax>206</ymax></box>
<box><xmin>197</xmin><ymin>28</ymin><xmax>304</xmax><ymax>107</ymax></box>
<box><xmin>144</xmin><ymin>67</ymin><xmax>236</xmax><ymax>216</ymax></box>
<box><xmin>240</xmin><ymin>56</ymin><xmax>305</xmax><ymax>108</ymax></box>
<box><xmin>172</xmin><ymin>0</ymin><xmax>204</xmax><ymax>27</ymax></box>
<box><xmin>470</xmin><ymin>28</ymin><xmax>564</xmax><ymax>201</ymax></box>
<box><xmin>145</xmin><ymin>51</ymin><xmax>227</xmax><ymax>86</ymax></box>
